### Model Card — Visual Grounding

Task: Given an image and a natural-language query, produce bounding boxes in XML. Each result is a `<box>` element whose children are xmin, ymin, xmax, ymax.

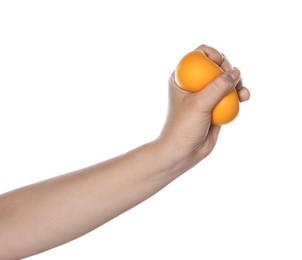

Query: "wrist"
<box><xmin>151</xmin><ymin>137</ymin><xmax>197</xmax><ymax>178</ymax></box>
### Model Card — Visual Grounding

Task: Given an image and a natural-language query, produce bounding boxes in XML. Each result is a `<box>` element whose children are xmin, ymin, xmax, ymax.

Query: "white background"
<box><xmin>0</xmin><ymin>0</ymin><xmax>301</xmax><ymax>259</ymax></box>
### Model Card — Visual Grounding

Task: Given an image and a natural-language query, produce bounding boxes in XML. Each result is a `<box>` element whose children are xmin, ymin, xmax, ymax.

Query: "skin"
<box><xmin>0</xmin><ymin>44</ymin><xmax>250</xmax><ymax>259</ymax></box>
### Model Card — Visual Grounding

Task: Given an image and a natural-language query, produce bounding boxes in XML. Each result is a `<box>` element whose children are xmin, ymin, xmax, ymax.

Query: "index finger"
<box><xmin>195</xmin><ymin>44</ymin><xmax>224</xmax><ymax>66</ymax></box>
<box><xmin>195</xmin><ymin>44</ymin><xmax>234</xmax><ymax>72</ymax></box>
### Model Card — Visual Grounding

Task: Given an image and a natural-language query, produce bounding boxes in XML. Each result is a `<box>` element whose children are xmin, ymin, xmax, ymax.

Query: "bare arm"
<box><xmin>0</xmin><ymin>141</ymin><xmax>184</xmax><ymax>259</ymax></box>
<box><xmin>0</xmin><ymin>44</ymin><xmax>250</xmax><ymax>259</ymax></box>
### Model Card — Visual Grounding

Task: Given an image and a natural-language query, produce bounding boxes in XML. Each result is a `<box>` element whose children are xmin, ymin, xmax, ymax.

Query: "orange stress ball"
<box><xmin>175</xmin><ymin>51</ymin><xmax>239</xmax><ymax>125</ymax></box>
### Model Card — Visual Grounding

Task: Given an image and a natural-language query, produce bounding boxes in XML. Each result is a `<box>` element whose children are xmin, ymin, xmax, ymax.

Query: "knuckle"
<box><xmin>195</xmin><ymin>44</ymin><xmax>207</xmax><ymax>52</ymax></box>
<box><xmin>215</xmin><ymin>73</ymin><xmax>235</xmax><ymax>91</ymax></box>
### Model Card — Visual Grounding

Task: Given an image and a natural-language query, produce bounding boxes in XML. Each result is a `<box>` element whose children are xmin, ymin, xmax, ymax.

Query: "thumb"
<box><xmin>197</xmin><ymin>68</ymin><xmax>241</xmax><ymax>110</ymax></box>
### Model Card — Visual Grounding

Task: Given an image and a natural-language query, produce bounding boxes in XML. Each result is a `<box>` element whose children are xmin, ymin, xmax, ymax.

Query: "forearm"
<box><xmin>0</xmin><ymin>140</ymin><xmax>184</xmax><ymax>259</ymax></box>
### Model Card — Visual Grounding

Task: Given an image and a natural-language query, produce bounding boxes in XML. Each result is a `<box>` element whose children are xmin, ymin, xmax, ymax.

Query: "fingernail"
<box><xmin>229</xmin><ymin>67</ymin><xmax>240</xmax><ymax>80</ymax></box>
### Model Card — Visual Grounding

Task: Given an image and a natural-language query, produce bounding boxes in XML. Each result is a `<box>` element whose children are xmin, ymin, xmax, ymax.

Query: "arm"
<box><xmin>0</xmin><ymin>141</ymin><xmax>182</xmax><ymax>259</ymax></box>
<box><xmin>0</xmin><ymin>44</ymin><xmax>250</xmax><ymax>259</ymax></box>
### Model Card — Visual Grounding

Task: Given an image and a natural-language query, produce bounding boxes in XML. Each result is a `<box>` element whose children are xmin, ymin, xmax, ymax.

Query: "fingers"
<box><xmin>210</xmin><ymin>50</ymin><xmax>249</xmax><ymax>102</ymax></box>
<box><xmin>234</xmin><ymin>77</ymin><xmax>250</xmax><ymax>102</ymax></box>
<box><xmin>172</xmin><ymin>44</ymin><xmax>251</xmax><ymax>105</ymax></box>
<box><xmin>197</xmin><ymin>68</ymin><xmax>241</xmax><ymax>110</ymax></box>
<box><xmin>195</xmin><ymin>44</ymin><xmax>224</xmax><ymax>66</ymax></box>
<box><xmin>195</xmin><ymin>45</ymin><xmax>230</xmax><ymax>70</ymax></box>
<box><xmin>220</xmin><ymin>53</ymin><xmax>233</xmax><ymax>72</ymax></box>
<box><xmin>237</xmin><ymin>86</ymin><xmax>250</xmax><ymax>102</ymax></box>
<box><xmin>195</xmin><ymin>45</ymin><xmax>250</xmax><ymax>103</ymax></box>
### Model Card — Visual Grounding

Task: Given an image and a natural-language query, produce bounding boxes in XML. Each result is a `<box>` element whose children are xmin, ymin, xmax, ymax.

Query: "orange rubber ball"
<box><xmin>175</xmin><ymin>50</ymin><xmax>239</xmax><ymax>125</ymax></box>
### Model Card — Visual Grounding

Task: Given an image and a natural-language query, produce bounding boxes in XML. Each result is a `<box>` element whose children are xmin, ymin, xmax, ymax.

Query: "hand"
<box><xmin>158</xmin><ymin>44</ymin><xmax>250</xmax><ymax>172</ymax></box>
